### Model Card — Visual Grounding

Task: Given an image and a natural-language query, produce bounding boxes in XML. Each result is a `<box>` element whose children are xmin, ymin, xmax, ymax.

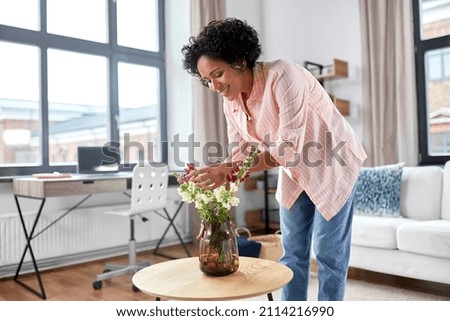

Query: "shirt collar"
<box><xmin>230</xmin><ymin>62</ymin><xmax>265</xmax><ymax>113</ymax></box>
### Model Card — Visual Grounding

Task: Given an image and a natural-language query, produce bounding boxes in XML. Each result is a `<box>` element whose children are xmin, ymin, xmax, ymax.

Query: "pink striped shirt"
<box><xmin>223</xmin><ymin>60</ymin><xmax>367</xmax><ymax>220</ymax></box>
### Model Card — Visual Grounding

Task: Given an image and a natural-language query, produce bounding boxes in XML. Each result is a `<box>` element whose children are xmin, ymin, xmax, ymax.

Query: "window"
<box><xmin>413</xmin><ymin>0</ymin><xmax>450</xmax><ymax>164</ymax></box>
<box><xmin>0</xmin><ymin>42</ymin><xmax>40</xmax><ymax>166</ymax></box>
<box><xmin>47</xmin><ymin>49</ymin><xmax>109</xmax><ymax>165</ymax></box>
<box><xmin>47</xmin><ymin>0</ymin><xmax>108</xmax><ymax>43</ymax></box>
<box><xmin>118</xmin><ymin>62</ymin><xmax>160</xmax><ymax>163</ymax></box>
<box><xmin>0</xmin><ymin>0</ymin><xmax>166</xmax><ymax>176</ymax></box>
<box><xmin>426</xmin><ymin>48</ymin><xmax>450</xmax><ymax>80</ymax></box>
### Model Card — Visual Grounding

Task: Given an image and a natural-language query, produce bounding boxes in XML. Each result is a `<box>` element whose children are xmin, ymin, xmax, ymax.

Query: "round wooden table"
<box><xmin>132</xmin><ymin>256</ymin><xmax>293</xmax><ymax>301</ymax></box>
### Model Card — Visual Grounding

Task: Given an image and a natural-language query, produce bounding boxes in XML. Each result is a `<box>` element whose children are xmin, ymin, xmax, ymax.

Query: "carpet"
<box><xmin>246</xmin><ymin>272</ymin><xmax>449</xmax><ymax>301</ymax></box>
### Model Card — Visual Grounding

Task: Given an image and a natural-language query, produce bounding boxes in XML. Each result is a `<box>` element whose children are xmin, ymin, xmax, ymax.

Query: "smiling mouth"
<box><xmin>217</xmin><ymin>86</ymin><xmax>229</xmax><ymax>95</ymax></box>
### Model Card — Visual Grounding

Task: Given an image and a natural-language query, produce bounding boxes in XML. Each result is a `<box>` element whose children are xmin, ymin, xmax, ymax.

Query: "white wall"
<box><xmin>226</xmin><ymin>0</ymin><xmax>264</xmax><ymax>40</ymax></box>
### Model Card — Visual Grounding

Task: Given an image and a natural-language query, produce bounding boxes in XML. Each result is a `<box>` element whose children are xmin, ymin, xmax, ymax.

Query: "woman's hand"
<box><xmin>196</xmin><ymin>222</ymin><xmax>205</xmax><ymax>240</ymax></box>
<box><xmin>188</xmin><ymin>162</ymin><xmax>230</xmax><ymax>190</ymax></box>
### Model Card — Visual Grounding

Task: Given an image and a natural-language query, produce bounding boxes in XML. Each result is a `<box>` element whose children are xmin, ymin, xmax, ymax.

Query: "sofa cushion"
<box><xmin>397</xmin><ymin>220</ymin><xmax>450</xmax><ymax>259</ymax></box>
<box><xmin>351</xmin><ymin>215</ymin><xmax>415</xmax><ymax>249</ymax></box>
<box><xmin>354</xmin><ymin>163</ymin><xmax>404</xmax><ymax>217</ymax></box>
<box><xmin>400</xmin><ymin>166</ymin><xmax>443</xmax><ymax>220</ymax></box>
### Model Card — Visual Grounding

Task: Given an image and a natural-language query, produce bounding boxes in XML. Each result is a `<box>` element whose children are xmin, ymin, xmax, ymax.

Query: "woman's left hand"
<box><xmin>188</xmin><ymin>163</ymin><xmax>230</xmax><ymax>190</ymax></box>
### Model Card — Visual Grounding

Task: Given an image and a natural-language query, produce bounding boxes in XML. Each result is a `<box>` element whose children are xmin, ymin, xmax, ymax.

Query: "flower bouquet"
<box><xmin>175</xmin><ymin>149</ymin><xmax>258</xmax><ymax>275</ymax></box>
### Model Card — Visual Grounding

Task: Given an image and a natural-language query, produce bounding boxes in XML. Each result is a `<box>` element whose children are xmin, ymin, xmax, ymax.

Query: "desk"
<box><xmin>13</xmin><ymin>174</ymin><xmax>190</xmax><ymax>299</ymax></box>
<box><xmin>132</xmin><ymin>257</ymin><xmax>293</xmax><ymax>301</ymax></box>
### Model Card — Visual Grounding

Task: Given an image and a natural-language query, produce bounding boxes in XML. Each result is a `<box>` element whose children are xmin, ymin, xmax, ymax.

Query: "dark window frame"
<box><xmin>413</xmin><ymin>0</ymin><xmax>450</xmax><ymax>165</ymax></box>
<box><xmin>0</xmin><ymin>0</ymin><xmax>167</xmax><ymax>177</ymax></box>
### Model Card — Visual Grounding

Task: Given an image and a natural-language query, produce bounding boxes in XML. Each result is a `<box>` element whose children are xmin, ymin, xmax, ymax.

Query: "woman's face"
<box><xmin>196</xmin><ymin>56</ymin><xmax>246</xmax><ymax>101</ymax></box>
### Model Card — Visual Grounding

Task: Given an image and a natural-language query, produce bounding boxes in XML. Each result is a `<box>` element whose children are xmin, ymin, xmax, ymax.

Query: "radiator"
<box><xmin>0</xmin><ymin>193</ymin><xmax>190</xmax><ymax>277</ymax></box>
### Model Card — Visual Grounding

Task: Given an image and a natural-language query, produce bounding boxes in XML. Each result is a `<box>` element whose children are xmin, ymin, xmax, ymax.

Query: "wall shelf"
<box><xmin>304</xmin><ymin>58</ymin><xmax>350</xmax><ymax>116</ymax></box>
<box><xmin>315</xmin><ymin>59</ymin><xmax>348</xmax><ymax>81</ymax></box>
<box><xmin>332</xmin><ymin>97</ymin><xmax>350</xmax><ymax>116</ymax></box>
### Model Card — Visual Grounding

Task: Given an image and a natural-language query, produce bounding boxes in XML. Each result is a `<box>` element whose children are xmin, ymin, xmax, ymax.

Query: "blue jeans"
<box><xmin>279</xmin><ymin>188</ymin><xmax>355</xmax><ymax>301</ymax></box>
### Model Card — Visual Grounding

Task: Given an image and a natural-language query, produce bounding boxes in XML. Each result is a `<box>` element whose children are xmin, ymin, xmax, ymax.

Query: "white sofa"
<box><xmin>349</xmin><ymin>163</ymin><xmax>450</xmax><ymax>285</ymax></box>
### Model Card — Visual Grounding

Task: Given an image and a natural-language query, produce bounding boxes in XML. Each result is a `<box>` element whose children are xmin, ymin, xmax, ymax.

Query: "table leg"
<box><xmin>13</xmin><ymin>194</ymin><xmax>92</xmax><ymax>299</ymax></box>
<box><xmin>153</xmin><ymin>202</ymin><xmax>191</xmax><ymax>259</ymax></box>
<box><xmin>264</xmin><ymin>170</ymin><xmax>271</xmax><ymax>234</ymax></box>
<box><xmin>267</xmin><ymin>292</ymin><xmax>274</xmax><ymax>301</ymax></box>
<box><xmin>14</xmin><ymin>195</ymin><xmax>47</xmax><ymax>299</ymax></box>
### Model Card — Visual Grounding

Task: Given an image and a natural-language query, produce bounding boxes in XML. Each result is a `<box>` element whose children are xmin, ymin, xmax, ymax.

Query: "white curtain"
<box><xmin>191</xmin><ymin>0</ymin><xmax>227</xmax><ymax>167</ymax></box>
<box><xmin>360</xmin><ymin>0</ymin><xmax>419</xmax><ymax>166</ymax></box>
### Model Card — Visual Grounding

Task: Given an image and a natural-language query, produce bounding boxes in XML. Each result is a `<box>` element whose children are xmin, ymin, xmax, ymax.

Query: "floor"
<box><xmin>0</xmin><ymin>243</ymin><xmax>198</xmax><ymax>301</ymax></box>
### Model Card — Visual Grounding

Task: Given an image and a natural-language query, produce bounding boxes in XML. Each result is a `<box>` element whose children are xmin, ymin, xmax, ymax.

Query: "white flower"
<box><xmin>228</xmin><ymin>182</ymin><xmax>238</xmax><ymax>193</ymax></box>
<box><xmin>195</xmin><ymin>193</ymin><xmax>212</xmax><ymax>204</ymax></box>
<box><xmin>229</xmin><ymin>196</ymin><xmax>240</xmax><ymax>207</ymax></box>
<box><xmin>174</xmin><ymin>149</ymin><xmax>258</xmax><ymax>223</ymax></box>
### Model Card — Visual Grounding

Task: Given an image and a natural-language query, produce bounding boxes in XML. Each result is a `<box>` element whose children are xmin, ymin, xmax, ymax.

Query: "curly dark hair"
<box><xmin>181</xmin><ymin>18</ymin><xmax>262</xmax><ymax>77</ymax></box>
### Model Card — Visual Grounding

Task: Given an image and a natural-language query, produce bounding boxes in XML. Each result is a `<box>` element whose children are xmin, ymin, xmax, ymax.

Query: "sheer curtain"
<box><xmin>191</xmin><ymin>0</ymin><xmax>227</xmax><ymax>167</ymax></box>
<box><xmin>360</xmin><ymin>0</ymin><xmax>419</xmax><ymax>166</ymax></box>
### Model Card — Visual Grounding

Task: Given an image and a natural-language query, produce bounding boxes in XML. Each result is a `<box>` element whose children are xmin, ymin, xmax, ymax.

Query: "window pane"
<box><xmin>118</xmin><ymin>62</ymin><xmax>160</xmax><ymax>163</ymax></box>
<box><xmin>47</xmin><ymin>49</ymin><xmax>108</xmax><ymax>165</ymax></box>
<box><xmin>427</xmin><ymin>52</ymin><xmax>442</xmax><ymax>80</ymax></box>
<box><xmin>426</xmin><ymin>46</ymin><xmax>450</xmax><ymax>155</ymax></box>
<box><xmin>0</xmin><ymin>42</ymin><xmax>40</xmax><ymax>165</ymax></box>
<box><xmin>0</xmin><ymin>0</ymin><xmax>39</xmax><ymax>30</ymax></box>
<box><xmin>444</xmin><ymin>49</ymin><xmax>450</xmax><ymax>77</ymax></box>
<box><xmin>420</xmin><ymin>0</ymin><xmax>450</xmax><ymax>40</ymax></box>
<box><xmin>47</xmin><ymin>0</ymin><xmax>107</xmax><ymax>43</ymax></box>
<box><xmin>117</xmin><ymin>0</ymin><xmax>159</xmax><ymax>51</ymax></box>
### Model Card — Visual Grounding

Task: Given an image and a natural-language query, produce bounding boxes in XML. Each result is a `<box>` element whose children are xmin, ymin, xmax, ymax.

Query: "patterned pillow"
<box><xmin>354</xmin><ymin>163</ymin><xmax>405</xmax><ymax>217</ymax></box>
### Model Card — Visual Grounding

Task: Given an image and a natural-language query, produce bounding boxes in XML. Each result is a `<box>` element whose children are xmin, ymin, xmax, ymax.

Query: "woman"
<box><xmin>181</xmin><ymin>18</ymin><xmax>366</xmax><ymax>301</ymax></box>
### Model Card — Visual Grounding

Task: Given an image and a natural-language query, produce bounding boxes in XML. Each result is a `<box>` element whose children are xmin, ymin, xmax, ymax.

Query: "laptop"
<box><xmin>77</xmin><ymin>146</ymin><xmax>122</xmax><ymax>176</ymax></box>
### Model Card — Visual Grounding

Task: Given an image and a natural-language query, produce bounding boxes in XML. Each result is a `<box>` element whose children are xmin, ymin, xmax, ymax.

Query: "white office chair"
<box><xmin>93</xmin><ymin>163</ymin><xmax>169</xmax><ymax>291</ymax></box>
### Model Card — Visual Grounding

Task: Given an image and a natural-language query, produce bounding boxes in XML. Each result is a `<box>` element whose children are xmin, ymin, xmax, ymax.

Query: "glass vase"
<box><xmin>198</xmin><ymin>220</ymin><xmax>239</xmax><ymax>276</ymax></box>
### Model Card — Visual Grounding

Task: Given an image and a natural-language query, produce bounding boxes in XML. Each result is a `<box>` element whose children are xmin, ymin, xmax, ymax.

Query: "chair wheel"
<box><xmin>93</xmin><ymin>280</ymin><xmax>103</xmax><ymax>290</ymax></box>
<box><xmin>132</xmin><ymin>284</ymin><xmax>140</xmax><ymax>292</ymax></box>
